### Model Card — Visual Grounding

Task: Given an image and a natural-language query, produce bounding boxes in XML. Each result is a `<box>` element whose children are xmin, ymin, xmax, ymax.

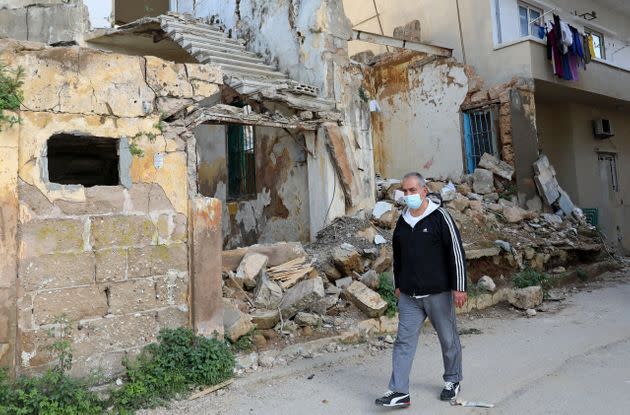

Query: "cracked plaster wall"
<box><xmin>365</xmin><ymin>52</ymin><xmax>469</xmax><ymax>181</ymax></box>
<box><xmin>195</xmin><ymin>123</ymin><xmax>310</xmax><ymax>249</ymax></box>
<box><xmin>0</xmin><ymin>38</ymin><xmax>222</xmax><ymax>377</ymax></box>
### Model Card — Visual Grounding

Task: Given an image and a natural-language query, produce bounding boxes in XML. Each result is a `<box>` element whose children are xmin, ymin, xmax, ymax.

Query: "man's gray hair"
<box><xmin>402</xmin><ymin>172</ymin><xmax>426</xmax><ymax>188</ymax></box>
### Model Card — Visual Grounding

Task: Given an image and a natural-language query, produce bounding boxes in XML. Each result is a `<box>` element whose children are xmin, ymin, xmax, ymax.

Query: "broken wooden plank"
<box><xmin>188</xmin><ymin>379</ymin><xmax>234</xmax><ymax>401</ymax></box>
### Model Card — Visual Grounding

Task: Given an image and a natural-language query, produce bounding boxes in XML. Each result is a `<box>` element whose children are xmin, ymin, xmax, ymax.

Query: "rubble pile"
<box><xmin>221</xmin><ymin>153</ymin><xmax>606</xmax><ymax>370</ymax></box>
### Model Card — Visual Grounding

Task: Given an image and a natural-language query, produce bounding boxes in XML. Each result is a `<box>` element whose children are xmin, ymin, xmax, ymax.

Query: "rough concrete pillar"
<box><xmin>0</xmin><ymin>119</ymin><xmax>19</xmax><ymax>372</ymax></box>
<box><xmin>510</xmin><ymin>89</ymin><xmax>540</xmax><ymax>207</ymax></box>
<box><xmin>189</xmin><ymin>196</ymin><xmax>224</xmax><ymax>337</ymax></box>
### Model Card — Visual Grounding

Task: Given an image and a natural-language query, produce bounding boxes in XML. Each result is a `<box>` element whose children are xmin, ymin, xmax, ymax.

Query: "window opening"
<box><xmin>227</xmin><ymin>124</ymin><xmax>256</xmax><ymax>199</ymax></box>
<box><xmin>518</xmin><ymin>2</ymin><xmax>542</xmax><ymax>37</ymax></box>
<box><xmin>598</xmin><ymin>152</ymin><xmax>618</xmax><ymax>192</ymax></box>
<box><xmin>114</xmin><ymin>0</ymin><xmax>170</xmax><ymax>25</ymax></box>
<box><xmin>585</xmin><ymin>28</ymin><xmax>605</xmax><ymax>59</ymax></box>
<box><xmin>463</xmin><ymin>108</ymin><xmax>499</xmax><ymax>174</ymax></box>
<box><xmin>47</xmin><ymin>134</ymin><xmax>120</xmax><ymax>187</ymax></box>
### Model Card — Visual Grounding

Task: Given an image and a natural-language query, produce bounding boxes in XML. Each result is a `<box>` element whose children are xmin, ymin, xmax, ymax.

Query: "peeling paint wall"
<box><xmin>365</xmin><ymin>52</ymin><xmax>469</xmax><ymax>181</ymax></box>
<box><xmin>0</xmin><ymin>38</ymin><xmax>223</xmax><ymax>377</ymax></box>
<box><xmin>195</xmin><ymin>124</ymin><xmax>310</xmax><ymax>249</ymax></box>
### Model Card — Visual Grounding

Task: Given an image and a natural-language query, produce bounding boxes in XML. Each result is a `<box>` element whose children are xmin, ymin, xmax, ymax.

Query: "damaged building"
<box><xmin>0</xmin><ymin>0</ymin><xmax>624</xmax><ymax>379</ymax></box>
<box><xmin>345</xmin><ymin>0</ymin><xmax>630</xmax><ymax>252</ymax></box>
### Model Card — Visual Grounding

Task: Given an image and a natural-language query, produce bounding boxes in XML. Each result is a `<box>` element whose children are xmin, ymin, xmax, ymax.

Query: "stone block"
<box><xmin>95</xmin><ymin>248</ymin><xmax>127</xmax><ymax>283</ymax></box>
<box><xmin>55</xmin><ymin>186</ymin><xmax>125</xmax><ymax>215</ymax></box>
<box><xmin>18</xmin><ymin>328</ymin><xmax>56</xmax><ymax>368</ymax></box>
<box><xmin>33</xmin><ymin>286</ymin><xmax>108</xmax><ymax>325</ymax></box>
<box><xmin>344</xmin><ymin>281</ymin><xmax>388</xmax><ymax>318</ymax></box>
<box><xmin>26</xmin><ymin>3</ymin><xmax>82</xmax><ymax>44</ymax></box>
<box><xmin>18</xmin><ymin>179</ymin><xmax>58</xmax><ymax>217</ymax></box>
<box><xmin>127</xmin><ymin>243</ymin><xmax>187</xmax><ymax>278</ymax></box>
<box><xmin>145</xmin><ymin>56</ymin><xmax>193</xmax><ymax>98</ymax></box>
<box><xmin>360</xmin><ymin>270</ymin><xmax>380</xmax><ymax>290</ymax></box>
<box><xmin>0</xmin><ymin>8</ymin><xmax>27</xmax><ymax>41</ymax></box>
<box><xmin>20</xmin><ymin>219</ymin><xmax>84</xmax><ymax>257</ymax></box>
<box><xmin>377</xmin><ymin>209</ymin><xmax>400</xmax><ymax>229</ymax></box>
<box><xmin>253</xmin><ymin>272</ymin><xmax>283</xmax><ymax>310</ymax></box>
<box><xmin>19</xmin><ymin>252</ymin><xmax>95</xmax><ymax>291</ymax></box>
<box><xmin>74</xmin><ymin>314</ymin><xmax>159</xmax><ymax>356</ymax></box>
<box><xmin>508</xmin><ymin>286</ymin><xmax>543</xmax><ymax>310</ymax></box>
<box><xmin>379</xmin><ymin>315</ymin><xmax>399</xmax><ymax>334</ymax></box>
<box><xmin>332</xmin><ymin>244</ymin><xmax>363</xmax><ymax>275</ymax></box>
<box><xmin>478</xmin><ymin>153</ymin><xmax>514</xmax><ymax>180</ymax></box>
<box><xmin>90</xmin><ymin>215</ymin><xmax>155</xmax><ymax>249</ymax></box>
<box><xmin>372</xmin><ymin>201</ymin><xmax>393</xmax><ymax>220</ymax></box>
<box><xmin>223</xmin><ymin>304</ymin><xmax>254</xmax><ymax>342</ymax></box>
<box><xmin>475</xmin><ymin>293</ymin><xmax>494</xmax><ymax>310</ymax></box>
<box><xmin>106</xmin><ymin>279</ymin><xmax>157</xmax><ymax>315</ymax></box>
<box><xmin>156</xmin><ymin>306</ymin><xmax>189</xmax><ymax>329</ymax></box>
<box><xmin>472</xmin><ymin>168</ymin><xmax>494</xmax><ymax>195</ymax></box>
<box><xmin>465</xmin><ymin>246</ymin><xmax>500</xmax><ymax>259</ymax></box>
<box><xmin>251</xmin><ymin>310</ymin><xmax>280</xmax><ymax>330</ymax></box>
<box><xmin>477</xmin><ymin>275</ymin><xmax>496</xmax><ymax>292</ymax></box>
<box><xmin>279</xmin><ymin>277</ymin><xmax>325</xmax><ymax>319</ymax></box>
<box><xmin>502</xmin><ymin>206</ymin><xmax>528</xmax><ymax>223</ymax></box>
<box><xmin>357</xmin><ymin>318</ymin><xmax>380</xmax><ymax>336</ymax></box>
<box><xmin>295</xmin><ymin>312</ymin><xmax>323</xmax><ymax>327</ymax></box>
<box><xmin>172</xmin><ymin>213</ymin><xmax>187</xmax><ymax>242</ymax></box>
<box><xmin>335</xmin><ymin>276</ymin><xmax>353</xmax><ymax>289</ymax></box>
<box><xmin>373</xmin><ymin>247</ymin><xmax>393</xmax><ymax>273</ymax></box>
<box><xmin>222</xmin><ymin>242</ymin><xmax>306</xmax><ymax>271</ymax></box>
<box><xmin>236</xmin><ymin>252</ymin><xmax>268</xmax><ymax>290</ymax></box>
<box><xmin>448</xmin><ymin>196</ymin><xmax>470</xmax><ymax>212</ymax></box>
<box><xmin>155</xmin><ymin>271</ymin><xmax>189</xmax><ymax>307</ymax></box>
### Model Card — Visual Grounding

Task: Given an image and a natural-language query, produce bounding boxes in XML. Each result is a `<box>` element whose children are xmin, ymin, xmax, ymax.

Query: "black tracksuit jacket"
<box><xmin>392</xmin><ymin>205</ymin><xmax>467</xmax><ymax>296</ymax></box>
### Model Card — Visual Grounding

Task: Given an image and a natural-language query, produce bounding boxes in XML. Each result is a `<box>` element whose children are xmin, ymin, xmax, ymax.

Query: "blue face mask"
<box><xmin>404</xmin><ymin>194</ymin><xmax>423</xmax><ymax>209</ymax></box>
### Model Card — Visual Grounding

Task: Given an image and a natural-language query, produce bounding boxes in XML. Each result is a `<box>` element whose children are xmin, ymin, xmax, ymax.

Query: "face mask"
<box><xmin>404</xmin><ymin>194</ymin><xmax>423</xmax><ymax>209</ymax></box>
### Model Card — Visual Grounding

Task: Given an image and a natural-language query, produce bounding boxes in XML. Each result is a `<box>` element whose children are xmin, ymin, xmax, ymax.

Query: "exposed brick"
<box><xmin>18</xmin><ymin>179</ymin><xmax>58</xmax><ymax>217</ymax></box>
<box><xmin>127</xmin><ymin>183</ymin><xmax>151</xmax><ymax>214</ymax></box>
<box><xmin>19</xmin><ymin>252</ymin><xmax>95</xmax><ymax>291</ymax></box>
<box><xmin>106</xmin><ymin>279</ymin><xmax>157</xmax><ymax>314</ymax></box>
<box><xmin>20</xmin><ymin>219</ymin><xmax>84</xmax><ymax>257</ymax></box>
<box><xmin>33</xmin><ymin>286</ymin><xmax>108</xmax><ymax>325</ymax></box>
<box><xmin>155</xmin><ymin>271</ymin><xmax>189</xmax><ymax>306</ymax></box>
<box><xmin>156</xmin><ymin>306</ymin><xmax>189</xmax><ymax>329</ymax></box>
<box><xmin>128</xmin><ymin>243</ymin><xmax>188</xmax><ymax>278</ymax></box>
<box><xmin>74</xmin><ymin>314</ymin><xmax>158</xmax><ymax>356</ymax></box>
<box><xmin>90</xmin><ymin>215</ymin><xmax>155</xmax><ymax>249</ymax></box>
<box><xmin>95</xmin><ymin>248</ymin><xmax>127</xmax><ymax>283</ymax></box>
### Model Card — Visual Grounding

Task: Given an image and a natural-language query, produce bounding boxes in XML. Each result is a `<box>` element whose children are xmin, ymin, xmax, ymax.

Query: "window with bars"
<box><xmin>463</xmin><ymin>108</ymin><xmax>499</xmax><ymax>174</ymax></box>
<box><xmin>227</xmin><ymin>124</ymin><xmax>256</xmax><ymax>199</ymax></box>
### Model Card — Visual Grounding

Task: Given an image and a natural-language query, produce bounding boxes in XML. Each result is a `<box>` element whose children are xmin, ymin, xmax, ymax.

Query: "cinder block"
<box><xmin>20</xmin><ymin>219</ymin><xmax>85</xmax><ymax>257</ymax></box>
<box><xmin>33</xmin><ymin>286</ymin><xmax>107</xmax><ymax>325</ymax></box>
<box><xmin>106</xmin><ymin>279</ymin><xmax>157</xmax><ymax>315</ymax></box>
<box><xmin>19</xmin><ymin>252</ymin><xmax>95</xmax><ymax>291</ymax></box>
<box><xmin>95</xmin><ymin>248</ymin><xmax>127</xmax><ymax>283</ymax></box>
<box><xmin>90</xmin><ymin>215</ymin><xmax>155</xmax><ymax>249</ymax></box>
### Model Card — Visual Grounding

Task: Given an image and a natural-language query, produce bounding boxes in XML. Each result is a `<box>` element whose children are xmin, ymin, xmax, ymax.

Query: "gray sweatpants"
<box><xmin>388</xmin><ymin>291</ymin><xmax>463</xmax><ymax>394</ymax></box>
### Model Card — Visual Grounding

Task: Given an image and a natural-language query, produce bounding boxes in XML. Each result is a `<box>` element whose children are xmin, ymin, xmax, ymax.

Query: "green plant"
<box><xmin>378</xmin><ymin>272</ymin><xmax>398</xmax><ymax>318</ymax></box>
<box><xmin>111</xmin><ymin>327</ymin><xmax>235</xmax><ymax>412</ymax></box>
<box><xmin>47</xmin><ymin>315</ymin><xmax>73</xmax><ymax>374</ymax></box>
<box><xmin>512</xmin><ymin>267</ymin><xmax>553</xmax><ymax>290</ymax></box>
<box><xmin>0</xmin><ymin>62</ymin><xmax>24</xmax><ymax>132</ymax></box>
<box><xmin>0</xmin><ymin>368</ymin><xmax>105</xmax><ymax>415</ymax></box>
<box><xmin>577</xmin><ymin>268</ymin><xmax>588</xmax><ymax>282</ymax></box>
<box><xmin>228</xmin><ymin>329</ymin><xmax>255</xmax><ymax>353</ymax></box>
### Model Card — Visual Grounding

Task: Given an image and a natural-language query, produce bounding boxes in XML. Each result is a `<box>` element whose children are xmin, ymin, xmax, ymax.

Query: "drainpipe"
<box><xmin>455</xmin><ymin>0</ymin><xmax>467</xmax><ymax>64</ymax></box>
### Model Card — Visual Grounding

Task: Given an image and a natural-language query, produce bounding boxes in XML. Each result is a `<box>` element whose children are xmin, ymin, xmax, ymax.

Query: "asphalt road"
<box><xmin>145</xmin><ymin>273</ymin><xmax>630</xmax><ymax>415</ymax></box>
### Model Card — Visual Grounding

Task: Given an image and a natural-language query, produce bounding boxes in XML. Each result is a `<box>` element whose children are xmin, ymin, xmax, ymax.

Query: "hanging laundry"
<box><xmin>583</xmin><ymin>35</ymin><xmax>592</xmax><ymax>64</ymax></box>
<box><xmin>545</xmin><ymin>14</ymin><xmax>590</xmax><ymax>81</ymax></box>
<box><xmin>587</xmin><ymin>34</ymin><xmax>596</xmax><ymax>58</ymax></box>
<box><xmin>559</xmin><ymin>21</ymin><xmax>573</xmax><ymax>52</ymax></box>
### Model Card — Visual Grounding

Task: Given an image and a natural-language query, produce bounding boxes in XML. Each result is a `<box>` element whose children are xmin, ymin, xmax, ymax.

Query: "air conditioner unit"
<box><xmin>593</xmin><ymin>118</ymin><xmax>614</xmax><ymax>139</ymax></box>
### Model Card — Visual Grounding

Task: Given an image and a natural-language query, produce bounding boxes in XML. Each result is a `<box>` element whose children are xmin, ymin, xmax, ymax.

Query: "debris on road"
<box><xmin>450</xmin><ymin>399</ymin><xmax>495</xmax><ymax>408</ymax></box>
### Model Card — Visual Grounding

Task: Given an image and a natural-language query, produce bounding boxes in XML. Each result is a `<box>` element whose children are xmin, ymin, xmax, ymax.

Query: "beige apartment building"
<box><xmin>345</xmin><ymin>0</ymin><xmax>630</xmax><ymax>252</ymax></box>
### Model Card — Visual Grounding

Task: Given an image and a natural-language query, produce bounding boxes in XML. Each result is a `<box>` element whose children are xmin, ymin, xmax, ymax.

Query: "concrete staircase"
<box><xmin>160</xmin><ymin>15</ymin><xmax>288</xmax><ymax>81</ymax></box>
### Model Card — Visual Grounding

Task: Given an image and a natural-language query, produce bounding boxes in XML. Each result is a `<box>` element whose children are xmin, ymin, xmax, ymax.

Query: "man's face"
<box><xmin>401</xmin><ymin>177</ymin><xmax>427</xmax><ymax>197</ymax></box>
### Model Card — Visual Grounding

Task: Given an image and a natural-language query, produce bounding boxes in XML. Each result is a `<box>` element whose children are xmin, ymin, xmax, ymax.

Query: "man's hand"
<box><xmin>395</xmin><ymin>288</ymin><xmax>400</xmax><ymax>299</ymax></box>
<box><xmin>453</xmin><ymin>291</ymin><xmax>467</xmax><ymax>308</ymax></box>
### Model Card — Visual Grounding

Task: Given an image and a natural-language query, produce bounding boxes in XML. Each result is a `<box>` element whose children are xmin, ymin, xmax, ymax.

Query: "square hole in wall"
<box><xmin>47</xmin><ymin>134</ymin><xmax>120</xmax><ymax>187</ymax></box>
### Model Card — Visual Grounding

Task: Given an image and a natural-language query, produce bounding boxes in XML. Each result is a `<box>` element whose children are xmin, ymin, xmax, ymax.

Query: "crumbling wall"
<box><xmin>195</xmin><ymin>124</ymin><xmax>310</xmax><ymax>248</ymax></box>
<box><xmin>364</xmin><ymin>51</ymin><xmax>469</xmax><ymax>180</ymax></box>
<box><xmin>0</xmin><ymin>1</ymin><xmax>89</xmax><ymax>44</ymax></box>
<box><xmin>0</xmin><ymin>39</ymin><xmax>222</xmax><ymax>377</ymax></box>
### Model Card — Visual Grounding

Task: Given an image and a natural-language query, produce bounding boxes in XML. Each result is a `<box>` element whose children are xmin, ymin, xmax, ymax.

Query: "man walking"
<box><xmin>376</xmin><ymin>172</ymin><xmax>467</xmax><ymax>408</ymax></box>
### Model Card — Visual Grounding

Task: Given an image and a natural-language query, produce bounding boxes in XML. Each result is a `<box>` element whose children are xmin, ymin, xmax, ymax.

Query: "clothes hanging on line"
<box><xmin>545</xmin><ymin>14</ymin><xmax>590</xmax><ymax>81</ymax></box>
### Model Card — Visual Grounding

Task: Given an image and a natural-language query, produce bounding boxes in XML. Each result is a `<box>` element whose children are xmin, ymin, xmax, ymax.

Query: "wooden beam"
<box><xmin>350</xmin><ymin>30</ymin><xmax>452</xmax><ymax>57</ymax></box>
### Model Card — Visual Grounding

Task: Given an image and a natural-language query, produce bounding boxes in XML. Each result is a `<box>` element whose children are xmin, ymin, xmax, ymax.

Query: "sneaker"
<box><xmin>375</xmin><ymin>390</ymin><xmax>411</xmax><ymax>408</ymax></box>
<box><xmin>440</xmin><ymin>382</ymin><xmax>460</xmax><ymax>401</ymax></box>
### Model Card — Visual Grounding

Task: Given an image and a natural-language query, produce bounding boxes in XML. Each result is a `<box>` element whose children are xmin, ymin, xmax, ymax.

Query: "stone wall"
<box><xmin>0</xmin><ymin>1</ymin><xmax>89</xmax><ymax>44</ymax></box>
<box><xmin>0</xmin><ymin>38</ymin><xmax>222</xmax><ymax>376</ymax></box>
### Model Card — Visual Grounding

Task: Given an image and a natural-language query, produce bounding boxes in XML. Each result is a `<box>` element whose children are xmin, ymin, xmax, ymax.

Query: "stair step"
<box><xmin>172</xmin><ymin>32</ymin><xmax>247</xmax><ymax>53</ymax></box>
<box><xmin>187</xmin><ymin>46</ymin><xmax>264</xmax><ymax>65</ymax></box>
<box><xmin>200</xmin><ymin>60</ymin><xmax>287</xmax><ymax>79</ymax></box>
<box><xmin>162</xmin><ymin>21</ymin><xmax>244</xmax><ymax>45</ymax></box>
<box><xmin>202</xmin><ymin>55</ymin><xmax>278</xmax><ymax>72</ymax></box>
